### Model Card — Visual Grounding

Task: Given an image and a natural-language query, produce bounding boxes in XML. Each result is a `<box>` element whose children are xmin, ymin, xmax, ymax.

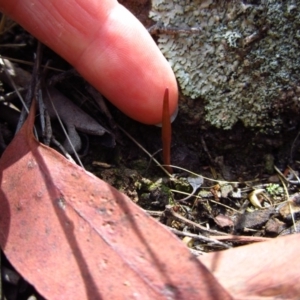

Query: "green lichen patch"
<box><xmin>139</xmin><ymin>177</ymin><xmax>173</xmax><ymax>209</ymax></box>
<box><xmin>150</xmin><ymin>0</ymin><xmax>300</xmax><ymax>130</ymax></box>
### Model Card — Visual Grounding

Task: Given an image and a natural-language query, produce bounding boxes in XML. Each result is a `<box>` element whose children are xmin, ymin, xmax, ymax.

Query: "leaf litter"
<box><xmin>0</xmin><ymin>102</ymin><xmax>231</xmax><ymax>299</ymax></box>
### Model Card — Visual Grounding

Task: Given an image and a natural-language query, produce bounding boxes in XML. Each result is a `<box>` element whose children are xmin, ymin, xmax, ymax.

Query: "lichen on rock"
<box><xmin>150</xmin><ymin>0</ymin><xmax>300</xmax><ymax>131</ymax></box>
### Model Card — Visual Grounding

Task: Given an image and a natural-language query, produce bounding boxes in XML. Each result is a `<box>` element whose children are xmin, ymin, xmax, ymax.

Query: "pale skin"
<box><xmin>0</xmin><ymin>0</ymin><xmax>178</xmax><ymax>124</ymax></box>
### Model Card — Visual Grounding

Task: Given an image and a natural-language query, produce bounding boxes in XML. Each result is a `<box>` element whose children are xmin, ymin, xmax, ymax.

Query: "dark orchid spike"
<box><xmin>162</xmin><ymin>88</ymin><xmax>173</xmax><ymax>174</ymax></box>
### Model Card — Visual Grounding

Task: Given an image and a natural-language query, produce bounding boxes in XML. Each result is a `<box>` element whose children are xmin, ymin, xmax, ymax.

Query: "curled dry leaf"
<box><xmin>249</xmin><ymin>189</ymin><xmax>265</xmax><ymax>209</ymax></box>
<box><xmin>0</xmin><ymin>103</ymin><xmax>231</xmax><ymax>299</ymax></box>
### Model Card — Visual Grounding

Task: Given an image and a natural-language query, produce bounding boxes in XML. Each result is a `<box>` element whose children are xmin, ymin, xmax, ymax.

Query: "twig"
<box><xmin>0</xmin><ymin>55</ymin><xmax>65</xmax><ymax>72</ymax></box>
<box><xmin>211</xmin><ymin>235</ymin><xmax>270</xmax><ymax>243</ymax></box>
<box><xmin>170</xmin><ymin>189</ymin><xmax>241</xmax><ymax>214</ymax></box>
<box><xmin>275</xmin><ymin>166</ymin><xmax>297</xmax><ymax>232</ymax></box>
<box><xmin>145</xmin><ymin>210</ymin><xmax>164</xmax><ymax>218</ymax></box>
<box><xmin>176</xmin><ymin>176</ymin><xmax>203</xmax><ymax>203</ymax></box>
<box><xmin>45</xmin><ymin>87</ymin><xmax>84</xmax><ymax>168</ymax></box>
<box><xmin>167</xmin><ymin>165</ymin><xmax>258</xmax><ymax>185</ymax></box>
<box><xmin>166</xmin><ymin>226</ymin><xmax>231</xmax><ymax>249</ymax></box>
<box><xmin>117</xmin><ymin>125</ymin><xmax>172</xmax><ymax>177</ymax></box>
<box><xmin>201</xmin><ymin>136</ymin><xmax>214</xmax><ymax>165</ymax></box>
<box><xmin>164</xmin><ymin>205</ymin><xmax>228</xmax><ymax>236</ymax></box>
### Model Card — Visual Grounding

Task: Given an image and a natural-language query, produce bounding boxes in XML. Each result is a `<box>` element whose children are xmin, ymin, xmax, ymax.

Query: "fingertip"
<box><xmin>0</xmin><ymin>0</ymin><xmax>179</xmax><ymax>125</ymax></box>
<box><xmin>76</xmin><ymin>4</ymin><xmax>179</xmax><ymax>125</ymax></box>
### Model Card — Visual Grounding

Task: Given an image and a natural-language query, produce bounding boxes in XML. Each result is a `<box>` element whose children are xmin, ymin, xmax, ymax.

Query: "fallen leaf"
<box><xmin>0</xmin><ymin>103</ymin><xmax>231</xmax><ymax>299</ymax></box>
<box><xmin>199</xmin><ymin>233</ymin><xmax>300</xmax><ymax>299</ymax></box>
<box><xmin>213</xmin><ymin>214</ymin><xmax>234</xmax><ymax>228</ymax></box>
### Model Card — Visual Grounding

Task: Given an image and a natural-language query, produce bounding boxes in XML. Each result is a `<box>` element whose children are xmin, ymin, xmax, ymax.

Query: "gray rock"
<box><xmin>150</xmin><ymin>0</ymin><xmax>300</xmax><ymax>131</ymax></box>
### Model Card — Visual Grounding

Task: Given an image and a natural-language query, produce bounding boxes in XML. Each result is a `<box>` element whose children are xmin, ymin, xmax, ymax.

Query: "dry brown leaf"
<box><xmin>0</xmin><ymin>103</ymin><xmax>231</xmax><ymax>299</ymax></box>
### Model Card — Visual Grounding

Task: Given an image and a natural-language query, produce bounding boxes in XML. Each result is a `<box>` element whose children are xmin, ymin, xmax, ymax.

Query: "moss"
<box><xmin>150</xmin><ymin>0</ymin><xmax>300</xmax><ymax>131</ymax></box>
<box><xmin>139</xmin><ymin>177</ymin><xmax>173</xmax><ymax>208</ymax></box>
<box><xmin>169</xmin><ymin>176</ymin><xmax>191</xmax><ymax>193</ymax></box>
<box><xmin>266</xmin><ymin>183</ymin><xmax>284</xmax><ymax>196</ymax></box>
